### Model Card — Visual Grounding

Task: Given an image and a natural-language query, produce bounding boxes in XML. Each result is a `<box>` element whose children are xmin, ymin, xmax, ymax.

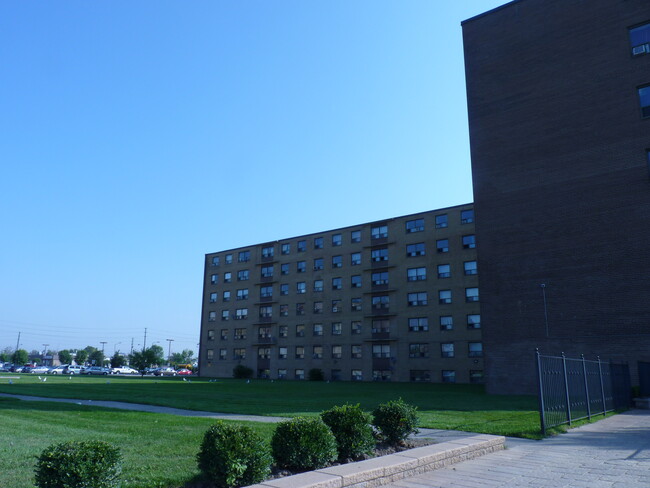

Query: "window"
<box><xmin>313</xmin><ymin>345</ymin><xmax>323</xmax><ymax>359</ymax></box>
<box><xmin>630</xmin><ymin>22</ymin><xmax>650</xmax><ymax>56</ymax></box>
<box><xmin>236</xmin><ymin>308</ymin><xmax>248</xmax><ymax>320</ymax></box>
<box><xmin>207</xmin><ymin>329</ymin><xmax>215</xmax><ymax>340</ymax></box>
<box><xmin>225</xmin><ymin>253</ymin><xmax>233</xmax><ymax>264</ymax></box>
<box><xmin>295</xmin><ymin>346</ymin><xmax>305</xmax><ymax>359</ymax></box>
<box><xmin>371</xmin><ymin>225</ymin><xmax>388</xmax><ymax>239</ymax></box>
<box><xmin>296</xmin><ymin>303</ymin><xmax>305</xmax><ymax>315</ymax></box>
<box><xmin>406</xmin><ymin>243</ymin><xmax>425</xmax><ymax>257</ymax></box>
<box><xmin>261</xmin><ymin>265</ymin><xmax>274</xmax><ymax>278</ymax></box>
<box><xmin>352</xmin><ymin>369</ymin><xmax>363</xmax><ymax>381</ymax></box>
<box><xmin>351</xmin><ymin>345</ymin><xmax>362</xmax><ymax>359</ymax></box>
<box><xmin>351</xmin><ymin>252</ymin><xmax>361</xmax><ymax>265</ymax></box>
<box><xmin>237</xmin><ymin>270</ymin><xmax>249</xmax><ymax>281</ymax></box>
<box><xmin>351</xmin><ymin>297</ymin><xmax>362</xmax><ymax>311</ymax></box>
<box><xmin>461</xmin><ymin>209</ymin><xmax>474</xmax><ymax>224</ymax></box>
<box><xmin>297</xmin><ymin>261</ymin><xmax>306</xmax><ymax>273</ymax></box>
<box><xmin>440</xmin><ymin>315</ymin><xmax>453</xmax><ymax>331</ymax></box>
<box><xmin>408</xmin><ymin>317</ymin><xmax>429</xmax><ymax>332</ymax></box>
<box><xmin>210</xmin><ymin>274</ymin><xmax>218</xmax><ymax>285</ymax></box>
<box><xmin>372</xmin><ymin>344</ymin><xmax>390</xmax><ymax>358</ymax></box>
<box><xmin>313</xmin><ymin>323</ymin><xmax>323</xmax><ymax>336</ymax></box>
<box><xmin>372</xmin><ymin>271</ymin><xmax>389</xmax><ymax>286</ymax></box>
<box><xmin>409</xmin><ymin>343</ymin><xmax>428</xmax><ymax>358</ymax></box>
<box><xmin>331</xmin><ymin>322</ymin><xmax>342</xmax><ymax>335</ymax></box>
<box><xmin>441</xmin><ymin>343</ymin><xmax>454</xmax><ymax>358</ymax></box>
<box><xmin>224</xmin><ymin>272</ymin><xmax>232</xmax><ymax>283</ymax></box>
<box><xmin>207</xmin><ymin>349</ymin><xmax>214</xmax><ymax>361</ymax></box>
<box><xmin>297</xmin><ymin>240</ymin><xmax>306</xmax><ymax>252</ymax></box>
<box><xmin>464</xmin><ymin>261</ymin><xmax>478</xmax><ymax>275</ymax></box>
<box><xmin>331</xmin><ymin>369</ymin><xmax>342</xmax><ymax>381</ymax></box>
<box><xmin>351</xmin><ymin>321</ymin><xmax>362</xmax><ymax>335</ymax></box>
<box><xmin>281</xmin><ymin>243</ymin><xmax>291</xmax><ymax>255</ymax></box>
<box><xmin>331</xmin><ymin>299</ymin><xmax>342</xmax><ymax>312</ymax></box>
<box><xmin>373</xmin><ymin>370</ymin><xmax>391</xmax><ymax>382</ymax></box>
<box><xmin>331</xmin><ymin>345</ymin><xmax>342</xmax><ymax>359</ymax></box>
<box><xmin>469</xmin><ymin>342</ymin><xmax>483</xmax><ymax>358</ymax></box>
<box><xmin>221</xmin><ymin>310</ymin><xmax>230</xmax><ymax>321</ymax></box>
<box><xmin>351</xmin><ymin>275</ymin><xmax>362</xmax><ymax>288</ymax></box>
<box><xmin>219</xmin><ymin>349</ymin><xmax>227</xmax><ymax>360</ymax></box>
<box><xmin>462</xmin><ymin>235</ymin><xmax>476</xmax><ymax>249</ymax></box>
<box><xmin>313</xmin><ymin>258</ymin><xmax>324</xmax><ymax>270</ymax></box>
<box><xmin>258</xmin><ymin>326</ymin><xmax>271</xmax><ymax>339</ymax></box>
<box><xmin>211</xmin><ymin>256</ymin><xmax>220</xmax><ymax>266</ymax></box>
<box><xmin>371</xmin><ymin>248</ymin><xmax>388</xmax><ymax>262</ymax></box>
<box><xmin>259</xmin><ymin>306</ymin><xmax>272</xmax><ymax>318</ymax></box>
<box><xmin>332</xmin><ymin>234</ymin><xmax>342</xmax><ymax>246</ymax></box>
<box><xmin>442</xmin><ymin>370</ymin><xmax>456</xmax><ymax>383</ymax></box>
<box><xmin>437</xmin><ymin>264</ymin><xmax>450</xmax><ymax>279</ymax></box>
<box><xmin>223</xmin><ymin>291</ymin><xmax>231</xmax><ymax>302</ymax></box>
<box><xmin>281</xmin><ymin>263</ymin><xmax>289</xmax><ymax>275</ymax></box>
<box><xmin>279</xmin><ymin>304</ymin><xmax>289</xmax><ymax>317</ymax></box>
<box><xmin>238</xmin><ymin>251</ymin><xmax>250</xmax><ymax>263</ymax></box>
<box><xmin>208</xmin><ymin>311</ymin><xmax>216</xmax><ymax>322</ymax></box>
<box><xmin>296</xmin><ymin>324</ymin><xmax>305</xmax><ymax>337</ymax></box>
<box><xmin>278</xmin><ymin>369</ymin><xmax>287</xmax><ymax>379</ymax></box>
<box><xmin>407</xmin><ymin>267</ymin><xmax>427</xmax><ymax>281</ymax></box>
<box><xmin>410</xmin><ymin>370</ymin><xmax>430</xmax><ymax>382</ymax></box>
<box><xmin>209</xmin><ymin>292</ymin><xmax>217</xmax><ymax>303</ymax></box>
<box><xmin>220</xmin><ymin>329</ymin><xmax>228</xmax><ymax>340</ymax></box>
<box><xmin>408</xmin><ymin>292</ymin><xmax>428</xmax><ymax>306</ymax></box>
<box><xmin>406</xmin><ymin>218</ymin><xmax>424</xmax><ymax>233</ymax></box>
<box><xmin>262</xmin><ymin>246</ymin><xmax>274</xmax><ymax>258</ymax></box>
<box><xmin>439</xmin><ymin>290</ymin><xmax>452</xmax><ymax>304</ymax></box>
<box><xmin>257</xmin><ymin>347</ymin><xmax>270</xmax><ymax>359</ymax></box>
<box><xmin>234</xmin><ymin>328</ymin><xmax>247</xmax><ymax>340</ymax></box>
<box><xmin>435</xmin><ymin>214</ymin><xmax>448</xmax><ymax>229</ymax></box>
<box><xmin>470</xmin><ymin>370</ymin><xmax>484</xmax><ymax>384</ymax></box>
<box><xmin>280</xmin><ymin>284</ymin><xmax>289</xmax><ymax>296</ymax></box>
<box><xmin>313</xmin><ymin>301</ymin><xmax>323</xmax><ymax>314</ymax></box>
<box><xmin>278</xmin><ymin>347</ymin><xmax>288</xmax><ymax>359</ymax></box>
<box><xmin>332</xmin><ymin>255</ymin><xmax>342</xmax><ymax>268</ymax></box>
<box><xmin>279</xmin><ymin>325</ymin><xmax>288</xmax><ymax>337</ymax></box>
<box><xmin>295</xmin><ymin>369</ymin><xmax>305</xmax><ymax>380</ymax></box>
<box><xmin>351</xmin><ymin>230</ymin><xmax>361</xmax><ymax>243</ymax></box>
<box><xmin>467</xmin><ymin>314</ymin><xmax>481</xmax><ymax>329</ymax></box>
<box><xmin>332</xmin><ymin>277</ymin><xmax>342</xmax><ymax>290</ymax></box>
<box><xmin>314</xmin><ymin>237</ymin><xmax>323</xmax><ymax>249</ymax></box>
<box><xmin>296</xmin><ymin>282</ymin><xmax>306</xmax><ymax>294</ymax></box>
<box><xmin>465</xmin><ymin>287</ymin><xmax>480</xmax><ymax>302</ymax></box>
<box><xmin>436</xmin><ymin>239</ymin><xmax>449</xmax><ymax>253</ymax></box>
<box><xmin>639</xmin><ymin>85</ymin><xmax>650</xmax><ymax>118</ymax></box>
<box><xmin>372</xmin><ymin>295</ymin><xmax>389</xmax><ymax>310</ymax></box>
<box><xmin>238</xmin><ymin>288</ymin><xmax>250</xmax><ymax>300</ymax></box>
<box><xmin>372</xmin><ymin>319</ymin><xmax>390</xmax><ymax>333</ymax></box>
<box><xmin>313</xmin><ymin>279</ymin><xmax>323</xmax><ymax>292</ymax></box>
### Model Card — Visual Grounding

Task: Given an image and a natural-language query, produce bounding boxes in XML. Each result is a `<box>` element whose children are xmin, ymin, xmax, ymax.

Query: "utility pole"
<box><xmin>15</xmin><ymin>332</ymin><xmax>20</xmax><ymax>351</ymax></box>
<box><xmin>130</xmin><ymin>338</ymin><xmax>134</xmax><ymax>355</ymax></box>
<box><xmin>166</xmin><ymin>339</ymin><xmax>174</xmax><ymax>365</ymax></box>
<box><xmin>100</xmin><ymin>341</ymin><xmax>107</xmax><ymax>354</ymax></box>
<box><xmin>42</xmin><ymin>344</ymin><xmax>49</xmax><ymax>365</ymax></box>
<box><xmin>143</xmin><ymin>328</ymin><xmax>147</xmax><ymax>351</ymax></box>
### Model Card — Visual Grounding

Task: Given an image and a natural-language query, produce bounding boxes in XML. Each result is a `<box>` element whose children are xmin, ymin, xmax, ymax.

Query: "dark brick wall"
<box><xmin>463</xmin><ymin>0</ymin><xmax>650</xmax><ymax>394</ymax></box>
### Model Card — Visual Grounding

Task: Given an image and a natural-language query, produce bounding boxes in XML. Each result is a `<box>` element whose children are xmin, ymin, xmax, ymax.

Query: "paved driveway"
<box><xmin>388</xmin><ymin>410</ymin><xmax>650</xmax><ymax>488</ymax></box>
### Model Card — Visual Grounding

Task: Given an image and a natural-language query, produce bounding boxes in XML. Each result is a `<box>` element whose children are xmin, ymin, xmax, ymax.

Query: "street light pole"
<box><xmin>100</xmin><ymin>341</ymin><xmax>107</xmax><ymax>354</ymax></box>
<box><xmin>166</xmin><ymin>339</ymin><xmax>174</xmax><ymax>365</ymax></box>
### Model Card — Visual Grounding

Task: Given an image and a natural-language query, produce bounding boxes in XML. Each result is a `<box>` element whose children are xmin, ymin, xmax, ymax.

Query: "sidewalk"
<box><xmin>387</xmin><ymin>410</ymin><xmax>650</xmax><ymax>488</ymax></box>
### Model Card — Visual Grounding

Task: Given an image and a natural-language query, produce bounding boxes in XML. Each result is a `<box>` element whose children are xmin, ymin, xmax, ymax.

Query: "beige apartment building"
<box><xmin>198</xmin><ymin>204</ymin><xmax>483</xmax><ymax>383</ymax></box>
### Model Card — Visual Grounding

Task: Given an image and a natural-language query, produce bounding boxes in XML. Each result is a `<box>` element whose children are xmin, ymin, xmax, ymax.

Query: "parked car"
<box><xmin>82</xmin><ymin>366</ymin><xmax>110</xmax><ymax>375</ymax></box>
<box><xmin>9</xmin><ymin>365</ymin><xmax>24</xmax><ymax>373</ymax></box>
<box><xmin>176</xmin><ymin>368</ymin><xmax>192</xmax><ymax>376</ymax></box>
<box><xmin>110</xmin><ymin>366</ymin><xmax>138</xmax><ymax>375</ymax></box>
<box><xmin>63</xmin><ymin>365</ymin><xmax>84</xmax><ymax>375</ymax></box>
<box><xmin>153</xmin><ymin>367</ymin><xmax>177</xmax><ymax>376</ymax></box>
<box><xmin>49</xmin><ymin>365</ymin><xmax>68</xmax><ymax>374</ymax></box>
<box><xmin>30</xmin><ymin>365</ymin><xmax>51</xmax><ymax>374</ymax></box>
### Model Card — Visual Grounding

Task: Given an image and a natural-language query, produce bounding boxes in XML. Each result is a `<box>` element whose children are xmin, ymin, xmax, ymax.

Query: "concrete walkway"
<box><xmin>387</xmin><ymin>410</ymin><xmax>650</xmax><ymax>488</ymax></box>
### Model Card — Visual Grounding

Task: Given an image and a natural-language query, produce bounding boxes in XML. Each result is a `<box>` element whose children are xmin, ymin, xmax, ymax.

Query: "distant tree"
<box><xmin>129</xmin><ymin>346</ymin><xmax>165</xmax><ymax>372</ymax></box>
<box><xmin>170</xmin><ymin>349</ymin><xmax>195</xmax><ymax>366</ymax></box>
<box><xmin>110</xmin><ymin>353</ymin><xmax>126</xmax><ymax>368</ymax></box>
<box><xmin>149</xmin><ymin>345</ymin><xmax>165</xmax><ymax>366</ymax></box>
<box><xmin>12</xmin><ymin>349</ymin><xmax>29</xmax><ymax>365</ymax></box>
<box><xmin>84</xmin><ymin>345</ymin><xmax>98</xmax><ymax>354</ymax></box>
<box><xmin>0</xmin><ymin>349</ymin><xmax>12</xmax><ymax>362</ymax></box>
<box><xmin>88</xmin><ymin>350</ymin><xmax>105</xmax><ymax>366</ymax></box>
<box><xmin>58</xmin><ymin>350</ymin><xmax>73</xmax><ymax>365</ymax></box>
<box><xmin>75</xmin><ymin>349</ymin><xmax>88</xmax><ymax>365</ymax></box>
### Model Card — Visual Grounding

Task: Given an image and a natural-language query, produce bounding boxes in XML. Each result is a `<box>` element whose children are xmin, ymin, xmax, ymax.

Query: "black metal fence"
<box><xmin>535</xmin><ymin>350</ymin><xmax>631</xmax><ymax>435</ymax></box>
<box><xmin>640</xmin><ymin>361</ymin><xmax>650</xmax><ymax>397</ymax></box>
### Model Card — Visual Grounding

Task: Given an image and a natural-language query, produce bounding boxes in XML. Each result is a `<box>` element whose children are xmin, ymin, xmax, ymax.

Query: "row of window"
<box><xmin>206</xmin><ymin>314</ymin><xmax>481</xmax><ymax>341</ymax></box>
<box><xmin>206</xmin><ymin>341</ymin><xmax>483</xmax><ymax>361</ymax></box>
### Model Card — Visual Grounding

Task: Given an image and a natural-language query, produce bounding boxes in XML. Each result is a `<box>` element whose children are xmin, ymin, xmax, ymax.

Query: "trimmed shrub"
<box><xmin>34</xmin><ymin>440</ymin><xmax>122</xmax><ymax>488</ymax></box>
<box><xmin>320</xmin><ymin>404</ymin><xmax>375</xmax><ymax>460</ymax></box>
<box><xmin>197</xmin><ymin>421</ymin><xmax>271</xmax><ymax>488</ymax></box>
<box><xmin>308</xmin><ymin>368</ymin><xmax>325</xmax><ymax>381</ymax></box>
<box><xmin>372</xmin><ymin>399</ymin><xmax>419</xmax><ymax>446</ymax></box>
<box><xmin>271</xmin><ymin>417</ymin><xmax>337</xmax><ymax>471</ymax></box>
<box><xmin>233</xmin><ymin>364</ymin><xmax>254</xmax><ymax>379</ymax></box>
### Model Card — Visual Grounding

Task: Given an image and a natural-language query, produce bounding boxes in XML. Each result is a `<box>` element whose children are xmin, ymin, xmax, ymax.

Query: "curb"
<box><xmin>246</xmin><ymin>434</ymin><xmax>505</xmax><ymax>488</ymax></box>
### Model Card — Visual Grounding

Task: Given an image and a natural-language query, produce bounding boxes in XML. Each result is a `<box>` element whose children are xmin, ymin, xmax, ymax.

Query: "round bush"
<box><xmin>197</xmin><ymin>421</ymin><xmax>271</xmax><ymax>488</ymax></box>
<box><xmin>372</xmin><ymin>399</ymin><xmax>419</xmax><ymax>446</ymax></box>
<box><xmin>320</xmin><ymin>404</ymin><xmax>375</xmax><ymax>460</ymax></box>
<box><xmin>233</xmin><ymin>364</ymin><xmax>253</xmax><ymax>379</ymax></box>
<box><xmin>34</xmin><ymin>440</ymin><xmax>122</xmax><ymax>488</ymax></box>
<box><xmin>308</xmin><ymin>368</ymin><xmax>325</xmax><ymax>381</ymax></box>
<box><xmin>271</xmin><ymin>417</ymin><xmax>337</xmax><ymax>471</ymax></box>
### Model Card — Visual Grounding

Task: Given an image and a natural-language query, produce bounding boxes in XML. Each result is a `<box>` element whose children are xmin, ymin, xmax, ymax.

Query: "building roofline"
<box><xmin>461</xmin><ymin>0</ymin><xmax>522</xmax><ymax>26</ymax></box>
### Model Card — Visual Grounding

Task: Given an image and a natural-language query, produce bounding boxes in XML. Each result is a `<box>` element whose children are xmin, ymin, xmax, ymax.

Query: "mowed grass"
<box><xmin>0</xmin><ymin>396</ymin><xmax>276</xmax><ymax>488</ymax></box>
<box><xmin>0</xmin><ymin>374</ymin><xmax>540</xmax><ymax>437</ymax></box>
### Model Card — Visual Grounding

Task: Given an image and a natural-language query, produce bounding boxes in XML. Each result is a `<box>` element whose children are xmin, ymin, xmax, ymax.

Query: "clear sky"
<box><xmin>0</xmin><ymin>0</ymin><xmax>509</xmax><ymax>357</ymax></box>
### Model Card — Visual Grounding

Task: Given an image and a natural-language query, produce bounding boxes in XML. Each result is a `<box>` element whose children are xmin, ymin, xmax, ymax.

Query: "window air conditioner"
<box><xmin>632</xmin><ymin>44</ymin><xmax>649</xmax><ymax>56</ymax></box>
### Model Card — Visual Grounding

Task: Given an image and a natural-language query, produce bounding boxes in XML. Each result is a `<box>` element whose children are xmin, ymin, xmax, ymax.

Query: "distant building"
<box><xmin>199</xmin><ymin>205</ymin><xmax>483</xmax><ymax>383</ymax></box>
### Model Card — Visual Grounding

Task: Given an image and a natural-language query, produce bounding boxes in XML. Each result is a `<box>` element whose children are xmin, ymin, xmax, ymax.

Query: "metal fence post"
<box><xmin>536</xmin><ymin>348</ymin><xmax>546</xmax><ymax>435</ymax></box>
<box><xmin>582</xmin><ymin>354</ymin><xmax>591</xmax><ymax>420</ymax></box>
<box><xmin>562</xmin><ymin>352</ymin><xmax>572</xmax><ymax>425</ymax></box>
<box><xmin>598</xmin><ymin>356</ymin><xmax>606</xmax><ymax>415</ymax></box>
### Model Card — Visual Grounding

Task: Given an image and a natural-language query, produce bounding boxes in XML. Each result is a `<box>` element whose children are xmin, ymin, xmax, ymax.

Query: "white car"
<box><xmin>49</xmin><ymin>365</ymin><xmax>69</xmax><ymax>374</ymax></box>
<box><xmin>111</xmin><ymin>366</ymin><xmax>138</xmax><ymax>375</ymax></box>
<box><xmin>30</xmin><ymin>365</ymin><xmax>51</xmax><ymax>374</ymax></box>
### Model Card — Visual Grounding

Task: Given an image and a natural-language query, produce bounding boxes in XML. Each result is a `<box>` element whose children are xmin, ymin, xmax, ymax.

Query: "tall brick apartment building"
<box><xmin>462</xmin><ymin>0</ymin><xmax>650</xmax><ymax>393</ymax></box>
<box><xmin>199</xmin><ymin>205</ymin><xmax>484</xmax><ymax>383</ymax></box>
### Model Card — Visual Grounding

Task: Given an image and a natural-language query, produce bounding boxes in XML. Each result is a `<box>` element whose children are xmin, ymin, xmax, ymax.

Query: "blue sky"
<box><xmin>0</xmin><ymin>0</ymin><xmax>508</xmax><ymax>356</ymax></box>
